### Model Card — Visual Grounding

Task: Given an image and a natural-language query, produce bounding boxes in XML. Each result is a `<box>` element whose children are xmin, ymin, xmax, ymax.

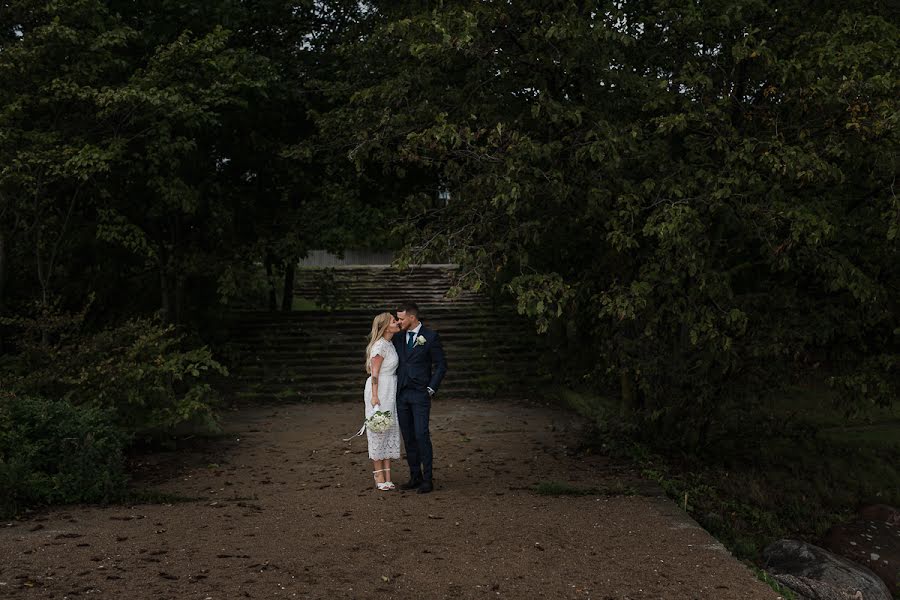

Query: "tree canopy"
<box><xmin>317</xmin><ymin>1</ymin><xmax>899</xmax><ymax>439</ymax></box>
<box><xmin>0</xmin><ymin>0</ymin><xmax>384</xmax><ymax>324</ymax></box>
<box><xmin>0</xmin><ymin>0</ymin><xmax>896</xmax><ymax>443</ymax></box>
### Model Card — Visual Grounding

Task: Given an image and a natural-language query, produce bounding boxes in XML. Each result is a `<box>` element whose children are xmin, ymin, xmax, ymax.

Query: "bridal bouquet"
<box><xmin>366</xmin><ymin>410</ymin><xmax>393</xmax><ymax>434</ymax></box>
<box><xmin>342</xmin><ymin>408</ymin><xmax>394</xmax><ymax>441</ymax></box>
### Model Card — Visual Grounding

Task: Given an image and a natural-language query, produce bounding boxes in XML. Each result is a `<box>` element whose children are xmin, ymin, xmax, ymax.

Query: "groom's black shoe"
<box><xmin>417</xmin><ymin>480</ymin><xmax>433</xmax><ymax>494</ymax></box>
<box><xmin>400</xmin><ymin>478</ymin><xmax>422</xmax><ymax>491</ymax></box>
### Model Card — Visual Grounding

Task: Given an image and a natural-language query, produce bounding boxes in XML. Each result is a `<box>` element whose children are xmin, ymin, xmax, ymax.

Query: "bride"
<box><xmin>364</xmin><ymin>313</ymin><xmax>402</xmax><ymax>490</ymax></box>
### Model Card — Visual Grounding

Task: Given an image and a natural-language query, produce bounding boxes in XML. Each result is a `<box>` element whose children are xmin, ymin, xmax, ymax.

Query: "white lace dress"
<box><xmin>363</xmin><ymin>338</ymin><xmax>401</xmax><ymax>460</ymax></box>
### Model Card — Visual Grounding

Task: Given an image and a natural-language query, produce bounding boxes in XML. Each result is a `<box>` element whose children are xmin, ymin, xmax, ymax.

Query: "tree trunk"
<box><xmin>0</xmin><ymin>229</ymin><xmax>6</xmax><ymax>354</ymax></box>
<box><xmin>34</xmin><ymin>227</ymin><xmax>50</xmax><ymax>346</ymax></box>
<box><xmin>160</xmin><ymin>269</ymin><xmax>171</xmax><ymax>322</ymax></box>
<box><xmin>281</xmin><ymin>258</ymin><xmax>296</xmax><ymax>311</ymax></box>
<box><xmin>265</xmin><ymin>252</ymin><xmax>277</xmax><ymax>311</ymax></box>
<box><xmin>620</xmin><ymin>371</ymin><xmax>640</xmax><ymax>415</ymax></box>
<box><xmin>0</xmin><ymin>229</ymin><xmax>6</xmax><ymax>313</ymax></box>
<box><xmin>158</xmin><ymin>252</ymin><xmax>172</xmax><ymax>323</ymax></box>
<box><xmin>35</xmin><ymin>227</ymin><xmax>48</xmax><ymax>308</ymax></box>
<box><xmin>729</xmin><ymin>59</ymin><xmax>749</xmax><ymax>128</ymax></box>
<box><xmin>175</xmin><ymin>276</ymin><xmax>186</xmax><ymax>325</ymax></box>
<box><xmin>173</xmin><ymin>214</ymin><xmax>186</xmax><ymax>324</ymax></box>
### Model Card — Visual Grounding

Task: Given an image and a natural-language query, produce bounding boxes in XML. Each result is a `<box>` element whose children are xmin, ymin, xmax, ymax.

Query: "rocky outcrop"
<box><xmin>763</xmin><ymin>539</ymin><xmax>891</xmax><ymax>600</ymax></box>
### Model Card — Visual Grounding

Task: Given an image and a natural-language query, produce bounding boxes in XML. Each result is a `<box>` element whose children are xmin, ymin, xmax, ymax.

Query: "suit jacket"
<box><xmin>393</xmin><ymin>325</ymin><xmax>448</xmax><ymax>395</ymax></box>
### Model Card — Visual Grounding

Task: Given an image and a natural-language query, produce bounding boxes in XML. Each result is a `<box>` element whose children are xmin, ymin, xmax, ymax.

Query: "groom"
<box><xmin>394</xmin><ymin>302</ymin><xmax>447</xmax><ymax>494</ymax></box>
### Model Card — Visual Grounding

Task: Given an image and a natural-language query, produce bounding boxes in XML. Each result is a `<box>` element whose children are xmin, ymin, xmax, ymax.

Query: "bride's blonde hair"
<box><xmin>365</xmin><ymin>312</ymin><xmax>394</xmax><ymax>374</ymax></box>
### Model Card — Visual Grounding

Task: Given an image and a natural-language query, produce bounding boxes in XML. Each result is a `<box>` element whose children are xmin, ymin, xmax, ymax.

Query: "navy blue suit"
<box><xmin>393</xmin><ymin>325</ymin><xmax>447</xmax><ymax>483</ymax></box>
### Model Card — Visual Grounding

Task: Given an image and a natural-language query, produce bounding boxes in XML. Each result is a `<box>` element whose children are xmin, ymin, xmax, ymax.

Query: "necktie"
<box><xmin>407</xmin><ymin>331</ymin><xmax>416</xmax><ymax>350</ymax></box>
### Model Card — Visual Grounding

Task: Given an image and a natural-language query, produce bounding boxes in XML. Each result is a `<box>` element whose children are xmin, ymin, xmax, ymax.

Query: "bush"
<box><xmin>0</xmin><ymin>392</ymin><xmax>129</xmax><ymax>518</ymax></box>
<box><xmin>555</xmin><ymin>385</ymin><xmax>900</xmax><ymax>560</ymax></box>
<box><xmin>3</xmin><ymin>313</ymin><xmax>228</xmax><ymax>440</ymax></box>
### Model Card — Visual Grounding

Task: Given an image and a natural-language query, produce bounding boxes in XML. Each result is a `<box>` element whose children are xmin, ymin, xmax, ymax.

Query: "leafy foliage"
<box><xmin>3</xmin><ymin>309</ymin><xmax>227</xmax><ymax>438</ymax></box>
<box><xmin>0</xmin><ymin>0</ymin><xmax>895</xmax><ymax>534</ymax></box>
<box><xmin>311</xmin><ymin>268</ymin><xmax>352</xmax><ymax>311</ymax></box>
<box><xmin>559</xmin><ymin>386</ymin><xmax>900</xmax><ymax>560</ymax></box>
<box><xmin>319</xmin><ymin>1</ymin><xmax>899</xmax><ymax>443</ymax></box>
<box><xmin>0</xmin><ymin>0</ymin><xmax>387</xmax><ymax>515</ymax></box>
<box><xmin>0</xmin><ymin>0</ymin><xmax>385</xmax><ymax>324</ymax></box>
<box><xmin>0</xmin><ymin>391</ymin><xmax>129</xmax><ymax>518</ymax></box>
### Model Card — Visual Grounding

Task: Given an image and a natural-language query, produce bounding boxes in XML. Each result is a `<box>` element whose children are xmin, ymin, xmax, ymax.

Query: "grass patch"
<box><xmin>550</xmin><ymin>385</ymin><xmax>900</xmax><ymax>563</ymax></box>
<box><xmin>124</xmin><ymin>489</ymin><xmax>205</xmax><ymax>505</ymax></box>
<box><xmin>291</xmin><ymin>296</ymin><xmax>320</xmax><ymax>311</ymax></box>
<box><xmin>633</xmin><ymin>425</ymin><xmax>898</xmax><ymax>559</ymax></box>
<box><xmin>753</xmin><ymin>567</ymin><xmax>798</xmax><ymax>600</ymax></box>
<box><xmin>534</xmin><ymin>480</ymin><xmax>636</xmax><ymax>497</ymax></box>
<box><xmin>547</xmin><ymin>387</ymin><xmax>619</xmax><ymax>428</ymax></box>
<box><xmin>474</xmin><ymin>373</ymin><xmax>513</xmax><ymax>396</ymax></box>
<box><xmin>273</xmin><ymin>389</ymin><xmax>300</xmax><ymax>400</ymax></box>
<box><xmin>534</xmin><ymin>481</ymin><xmax>599</xmax><ymax>496</ymax></box>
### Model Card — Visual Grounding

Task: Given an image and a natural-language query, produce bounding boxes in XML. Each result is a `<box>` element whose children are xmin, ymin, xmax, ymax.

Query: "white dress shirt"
<box><xmin>407</xmin><ymin>323</ymin><xmax>422</xmax><ymax>345</ymax></box>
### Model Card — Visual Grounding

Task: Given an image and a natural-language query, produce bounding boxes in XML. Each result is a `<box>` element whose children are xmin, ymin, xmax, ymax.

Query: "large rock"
<box><xmin>822</xmin><ymin>505</ymin><xmax>900</xmax><ymax>595</ymax></box>
<box><xmin>763</xmin><ymin>539</ymin><xmax>891</xmax><ymax>600</ymax></box>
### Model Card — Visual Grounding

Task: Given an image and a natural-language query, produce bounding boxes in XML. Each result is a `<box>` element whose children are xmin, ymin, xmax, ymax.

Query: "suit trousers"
<box><xmin>397</xmin><ymin>387</ymin><xmax>433</xmax><ymax>482</ymax></box>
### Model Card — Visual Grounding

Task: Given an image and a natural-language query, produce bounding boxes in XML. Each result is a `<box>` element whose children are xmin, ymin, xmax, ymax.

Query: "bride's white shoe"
<box><xmin>383</xmin><ymin>467</ymin><xmax>395</xmax><ymax>490</ymax></box>
<box><xmin>373</xmin><ymin>469</ymin><xmax>393</xmax><ymax>491</ymax></box>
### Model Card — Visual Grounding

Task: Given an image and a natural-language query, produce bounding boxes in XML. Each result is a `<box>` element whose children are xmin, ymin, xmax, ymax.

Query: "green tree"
<box><xmin>0</xmin><ymin>1</ymin><xmax>128</xmax><ymax>318</ymax></box>
<box><xmin>319</xmin><ymin>1</ymin><xmax>899</xmax><ymax>445</ymax></box>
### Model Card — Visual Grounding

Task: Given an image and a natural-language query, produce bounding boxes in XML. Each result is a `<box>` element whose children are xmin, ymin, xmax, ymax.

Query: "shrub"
<box><xmin>4</xmin><ymin>313</ymin><xmax>228</xmax><ymax>440</ymax></box>
<box><xmin>0</xmin><ymin>392</ymin><xmax>129</xmax><ymax>518</ymax></box>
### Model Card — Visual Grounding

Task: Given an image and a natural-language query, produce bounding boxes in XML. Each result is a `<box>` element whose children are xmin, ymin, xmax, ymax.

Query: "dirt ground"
<box><xmin>0</xmin><ymin>398</ymin><xmax>781</xmax><ymax>600</ymax></box>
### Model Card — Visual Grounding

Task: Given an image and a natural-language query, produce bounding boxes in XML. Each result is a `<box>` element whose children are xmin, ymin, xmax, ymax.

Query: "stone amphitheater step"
<box><xmin>236</xmin><ymin>357</ymin><xmax>535</xmax><ymax>374</ymax></box>
<box><xmin>292</xmin><ymin>285</ymin><xmax>483</xmax><ymax>294</ymax></box>
<box><xmin>293</xmin><ymin>265</ymin><xmax>486</xmax><ymax>309</ymax></box>
<box><xmin>292</xmin><ymin>289</ymin><xmax>483</xmax><ymax>297</ymax></box>
<box><xmin>232</xmin><ymin>340</ymin><xmax>533</xmax><ymax>353</ymax></box>
<box><xmin>236</xmin><ymin>345</ymin><xmax>538</xmax><ymax>356</ymax></box>
<box><xmin>229</xmin><ymin>324</ymin><xmax>515</xmax><ymax>337</ymax></box>
<box><xmin>227</xmin><ymin>322</ymin><xmax>515</xmax><ymax>334</ymax></box>
<box><xmin>236</xmin><ymin>353</ymin><xmax>538</xmax><ymax>367</ymax></box>
<box><xmin>231</xmin><ymin>388</ymin><xmax>493</xmax><ymax>403</ymax></box>
<box><xmin>229</xmin><ymin>376</ymin><xmax>511</xmax><ymax>394</ymax></box>
<box><xmin>228</xmin><ymin>307</ymin><xmax>515</xmax><ymax>323</ymax></box>
<box><xmin>224</xmin><ymin>378</ymin><xmax>522</xmax><ymax>394</ymax></box>
<box><xmin>236</xmin><ymin>349</ymin><xmax>538</xmax><ymax>364</ymax></box>
<box><xmin>229</xmin><ymin>319</ymin><xmax>529</xmax><ymax>335</ymax></box>
<box><xmin>224</xmin><ymin>266</ymin><xmax>541</xmax><ymax>404</ymax></box>
<box><xmin>230</xmin><ymin>368</ymin><xmax>538</xmax><ymax>391</ymax></box>
<box><xmin>228</xmin><ymin>314</ymin><xmax>522</xmax><ymax>328</ymax></box>
<box><xmin>231</xmin><ymin>377</ymin><xmax>537</xmax><ymax>391</ymax></box>
<box><xmin>233</xmin><ymin>368</ymin><xmax>520</xmax><ymax>386</ymax></box>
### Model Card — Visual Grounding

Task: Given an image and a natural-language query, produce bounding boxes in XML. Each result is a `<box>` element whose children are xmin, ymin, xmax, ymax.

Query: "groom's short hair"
<box><xmin>398</xmin><ymin>302</ymin><xmax>419</xmax><ymax>317</ymax></box>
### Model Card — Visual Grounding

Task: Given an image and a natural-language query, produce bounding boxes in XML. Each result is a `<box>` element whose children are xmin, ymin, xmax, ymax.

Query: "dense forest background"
<box><xmin>1</xmin><ymin>0</ymin><xmax>897</xmax><ymax>568</ymax></box>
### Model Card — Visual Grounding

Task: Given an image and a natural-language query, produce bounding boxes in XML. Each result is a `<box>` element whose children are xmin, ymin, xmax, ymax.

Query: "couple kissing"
<box><xmin>361</xmin><ymin>303</ymin><xmax>447</xmax><ymax>494</ymax></box>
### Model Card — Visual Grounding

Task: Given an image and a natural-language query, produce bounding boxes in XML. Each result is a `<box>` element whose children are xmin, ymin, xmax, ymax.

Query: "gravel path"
<box><xmin>0</xmin><ymin>399</ymin><xmax>781</xmax><ymax>599</ymax></box>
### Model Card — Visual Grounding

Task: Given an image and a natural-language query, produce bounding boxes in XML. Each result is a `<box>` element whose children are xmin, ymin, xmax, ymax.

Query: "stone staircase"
<box><xmin>292</xmin><ymin>264</ymin><xmax>487</xmax><ymax>309</ymax></box>
<box><xmin>223</xmin><ymin>266</ymin><xmax>544</xmax><ymax>404</ymax></box>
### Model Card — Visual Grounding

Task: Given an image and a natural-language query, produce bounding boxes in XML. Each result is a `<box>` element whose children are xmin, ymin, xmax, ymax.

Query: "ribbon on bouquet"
<box><xmin>342</xmin><ymin>403</ymin><xmax>381</xmax><ymax>442</ymax></box>
<box><xmin>342</xmin><ymin>423</ymin><xmax>367</xmax><ymax>442</ymax></box>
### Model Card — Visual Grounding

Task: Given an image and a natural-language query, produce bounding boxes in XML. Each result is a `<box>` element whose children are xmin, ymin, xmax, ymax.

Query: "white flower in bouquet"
<box><xmin>366</xmin><ymin>410</ymin><xmax>393</xmax><ymax>434</ymax></box>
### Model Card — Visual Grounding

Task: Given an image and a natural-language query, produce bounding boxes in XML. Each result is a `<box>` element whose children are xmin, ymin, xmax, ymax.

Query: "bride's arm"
<box><xmin>370</xmin><ymin>354</ymin><xmax>384</xmax><ymax>407</ymax></box>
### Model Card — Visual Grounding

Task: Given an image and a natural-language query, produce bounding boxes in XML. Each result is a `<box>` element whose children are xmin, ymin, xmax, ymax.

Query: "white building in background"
<box><xmin>297</xmin><ymin>249</ymin><xmax>395</xmax><ymax>267</ymax></box>
<box><xmin>298</xmin><ymin>184</ymin><xmax>452</xmax><ymax>267</ymax></box>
